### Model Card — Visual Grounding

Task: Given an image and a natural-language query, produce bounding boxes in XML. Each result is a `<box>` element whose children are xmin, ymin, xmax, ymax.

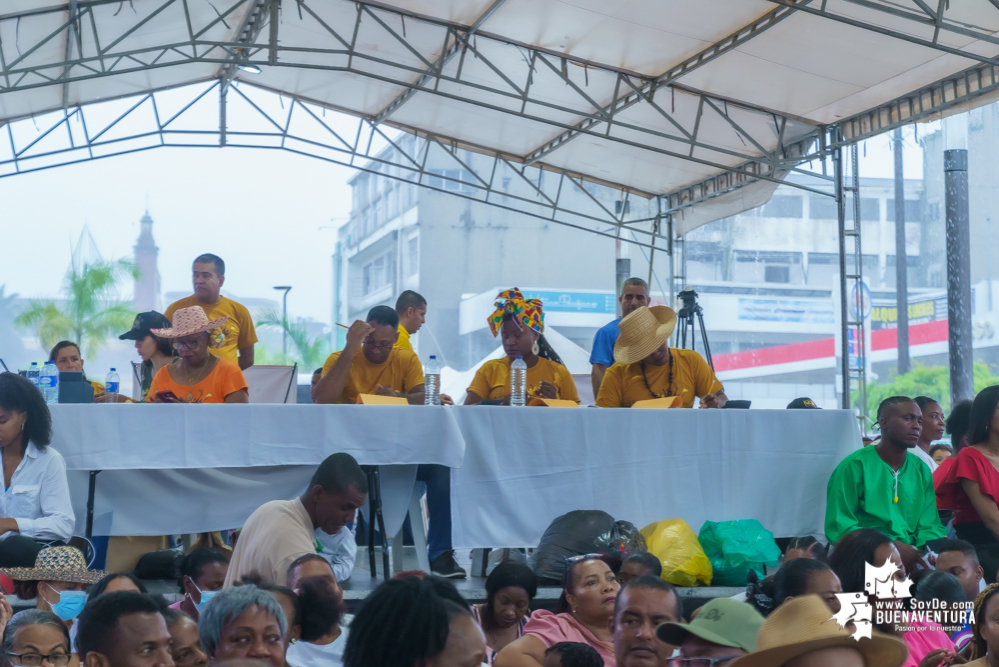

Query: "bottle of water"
<box><xmin>105</xmin><ymin>368</ymin><xmax>120</xmax><ymax>404</ymax></box>
<box><xmin>26</xmin><ymin>363</ymin><xmax>40</xmax><ymax>390</ymax></box>
<box><xmin>511</xmin><ymin>356</ymin><xmax>527</xmax><ymax>407</ymax></box>
<box><xmin>423</xmin><ymin>356</ymin><xmax>441</xmax><ymax>406</ymax></box>
<box><xmin>39</xmin><ymin>361</ymin><xmax>59</xmax><ymax>405</ymax></box>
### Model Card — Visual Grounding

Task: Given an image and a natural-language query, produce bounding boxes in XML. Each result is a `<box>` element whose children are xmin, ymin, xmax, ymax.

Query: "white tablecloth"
<box><xmin>449</xmin><ymin>408</ymin><xmax>860</xmax><ymax>548</ymax></box>
<box><xmin>51</xmin><ymin>404</ymin><xmax>463</xmax><ymax>536</ymax></box>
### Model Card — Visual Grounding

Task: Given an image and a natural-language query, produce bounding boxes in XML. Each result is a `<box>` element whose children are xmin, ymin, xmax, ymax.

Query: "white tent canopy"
<box><xmin>2</xmin><ymin>0</ymin><xmax>999</xmax><ymax>236</ymax></box>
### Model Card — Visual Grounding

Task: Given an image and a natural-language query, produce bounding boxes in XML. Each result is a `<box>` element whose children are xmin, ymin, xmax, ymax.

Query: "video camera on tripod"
<box><xmin>676</xmin><ymin>287</ymin><xmax>713</xmax><ymax>370</ymax></box>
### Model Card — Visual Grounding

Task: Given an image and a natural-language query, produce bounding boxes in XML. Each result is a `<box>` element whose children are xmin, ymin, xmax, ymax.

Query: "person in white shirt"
<box><xmin>315</xmin><ymin>526</ymin><xmax>356</xmax><ymax>584</ymax></box>
<box><xmin>913</xmin><ymin>396</ymin><xmax>946</xmax><ymax>473</ymax></box>
<box><xmin>285</xmin><ymin>560</ymin><xmax>348</xmax><ymax>667</ymax></box>
<box><xmin>0</xmin><ymin>373</ymin><xmax>75</xmax><ymax>567</ymax></box>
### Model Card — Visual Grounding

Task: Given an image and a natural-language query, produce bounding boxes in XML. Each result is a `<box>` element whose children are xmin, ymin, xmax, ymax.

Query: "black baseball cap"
<box><xmin>119</xmin><ymin>311</ymin><xmax>171</xmax><ymax>340</ymax></box>
<box><xmin>786</xmin><ymin>397</ymin><xmax>820</xmax><ymax>409</ymax></box>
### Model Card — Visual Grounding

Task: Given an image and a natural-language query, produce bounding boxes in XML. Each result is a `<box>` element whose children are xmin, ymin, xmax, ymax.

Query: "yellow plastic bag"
<box><xmin>641</xmin><ymin>518</ymin><xmax>713</xmax><ymax>587</ymax></box>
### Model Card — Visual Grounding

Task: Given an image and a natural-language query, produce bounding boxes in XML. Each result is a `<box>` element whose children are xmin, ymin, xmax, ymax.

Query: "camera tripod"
<box><xmin>676</xmin><ymin>288</ymin><xmax>714</xmax><ymax>371</ymax></box>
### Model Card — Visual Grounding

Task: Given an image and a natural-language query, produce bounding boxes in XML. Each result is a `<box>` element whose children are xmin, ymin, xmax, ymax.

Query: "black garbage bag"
<box><xmin>532</xmin><ymin>510</ymin><xmax>615</xmax><ymax>585</ymax></box>
<box><xmin>595</xmin><ymin>520</ymin><xmax>647</xmax><ymax>570</ymax></box>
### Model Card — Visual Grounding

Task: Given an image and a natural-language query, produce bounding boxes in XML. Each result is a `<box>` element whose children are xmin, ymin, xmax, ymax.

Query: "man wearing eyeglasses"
<box><xmin>654</xmin><ymin>598</ymin><xmax>763</xmax><ymax>666</ymax></box>
<box><xmin>314</xmin><ymin>305</ymin><xmax>427</xmax><ymax>405</ymax></box>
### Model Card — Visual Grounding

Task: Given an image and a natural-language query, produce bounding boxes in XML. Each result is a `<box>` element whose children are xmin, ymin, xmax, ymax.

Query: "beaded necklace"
<box><xmin>640</xmin><ymin>352</ymin><xmax>675</xmax><ymax>398</ymax></box>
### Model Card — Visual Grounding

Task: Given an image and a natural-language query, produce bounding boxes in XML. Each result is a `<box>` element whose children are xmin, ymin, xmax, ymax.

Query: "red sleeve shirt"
<box><xmin>936</xmin><ymin>447</ymin><xmax>999</xmax><ymax>524</ymax></box>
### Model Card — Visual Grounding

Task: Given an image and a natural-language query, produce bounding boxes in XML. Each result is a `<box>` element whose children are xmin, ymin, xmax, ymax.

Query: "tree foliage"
<box><xmin>255</xmin><ymin>308</ymin><xmax>330</xmax><ymax>370</ymax></box>
<box><xmin>857</xmin><ymin>362</ymin><xmax>999</xmax><ymax>426</ymax></box>
<box><xmin>14</xmin><ymin>259</ymin><xmax>138</xmax><ymax>359</ymax></box>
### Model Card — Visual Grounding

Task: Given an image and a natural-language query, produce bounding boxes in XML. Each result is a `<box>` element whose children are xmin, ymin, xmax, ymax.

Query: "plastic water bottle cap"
<box><xmin>430</xmin><ymin>355</ymin><xmax>436</xmax><ymax>360</ymax></box>
<box><xmin>110</xmin><ymin>368</ymin><xmax>116</xmax><ymax>371</ymax></box>
<box><xmin>516</xmin><ymin>355</ymin><xmax>522</xmax><ymax>359</ymax></box>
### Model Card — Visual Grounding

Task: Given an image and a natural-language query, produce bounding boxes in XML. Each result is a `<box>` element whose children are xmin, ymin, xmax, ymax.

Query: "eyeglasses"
<box><xmin>666</xmin><ymin>658</ymin><xmax>738</xmax><ymax>667</ymax></box>
<box><xmin>363</xmin><ymin>337</ymin><xmax>395</xmax><ymax>350</ymax></box>
<box><xmin>172</xmin><ymin>336</ymin><xmax>205</xmax><ymax>350</ymax></box>
<box><xmin>6</xmin><ymin>652</ymin><xmax>71</xmax><ymax>667</ymax></box>
<box><xmin>562</xmin><ymin>553</ymin><xmax>606</xmax><ymax>586</ymax></box>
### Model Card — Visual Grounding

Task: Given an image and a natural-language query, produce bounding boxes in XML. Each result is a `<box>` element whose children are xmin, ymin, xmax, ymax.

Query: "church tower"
<box><xmin>133</xmin><ymin>210</ymin><xmax>161</xmax><ymax>311</ymax></box>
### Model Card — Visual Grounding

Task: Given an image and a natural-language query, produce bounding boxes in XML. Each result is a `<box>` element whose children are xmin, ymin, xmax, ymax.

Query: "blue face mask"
<box><xmin>49</xmin><ymin>589</ymin><xmax>87</xmax><ymax>622</ymax></box>
<box><xmin>193</xmin><ymin>583</ymin><xmax>218</xmax><ymax>613</ymax></box>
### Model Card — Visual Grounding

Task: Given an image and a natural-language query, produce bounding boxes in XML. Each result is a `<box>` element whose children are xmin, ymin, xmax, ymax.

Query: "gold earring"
<box><xmin>532</xmin><ymin>341</ymin><xmax>540</xmax><ymax>356</ymax></box>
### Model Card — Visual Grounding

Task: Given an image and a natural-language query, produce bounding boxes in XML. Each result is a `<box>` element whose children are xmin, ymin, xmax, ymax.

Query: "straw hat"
<box><xmin>613</xmin><ymin>305</ymin><xmax>677</xmax><ymax>365</ymax></box>
<box><xmin>728</xmin><ymin>596</ymin><xmax>908</xmax><ymax>667</ymax></box>
<box><xmin>0</xmin><ymin>546</ymin><xmax>106</xmax><ymax>584</ymax></box>
<box><xmin>150</xmin><ymin>306</ymin><xmax>228</xmax><ymax>339</ymax></box>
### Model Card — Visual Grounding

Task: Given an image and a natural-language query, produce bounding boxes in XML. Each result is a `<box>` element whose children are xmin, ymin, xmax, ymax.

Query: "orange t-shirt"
<box><xmin>145</xmin><ymin>357</ymin><xmax>248</xmax><ymax>403</ymax></box>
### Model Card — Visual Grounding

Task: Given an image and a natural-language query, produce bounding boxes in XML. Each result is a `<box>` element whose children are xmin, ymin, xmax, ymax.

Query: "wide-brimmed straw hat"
<box><xmin>150</xmin><ymin>306</ymin><xmax>228</xmax><ymax>339</ymax></box>
<box><xmin>613</xmin><ymin>305</ymin><xmax>677</xmax><ymax>365</ymax></box>
<box><xmin>0</xmin><ymin>546</ymin><xmax>106</xmax><ymax>584</ymax></box>
<box><xmin>728</xmin><ymin>596</ymin><xmax>908</xmax><ymax>667</ymax></box>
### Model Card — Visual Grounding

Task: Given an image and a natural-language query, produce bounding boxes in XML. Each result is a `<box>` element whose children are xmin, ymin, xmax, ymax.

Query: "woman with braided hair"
<box><xmin>465</xmin><ymin>289</ymin><xmax>579</xmax><ymax>405</ymax></box>
<box><xmin>595</xmin><ymin>305</ymin><xmax>726</xmax><ymax>409</ymax></box>
<box><xmin>967</xmin><ymin>583</ymin><xmax>999</xmax><ymax>664</ymax></box>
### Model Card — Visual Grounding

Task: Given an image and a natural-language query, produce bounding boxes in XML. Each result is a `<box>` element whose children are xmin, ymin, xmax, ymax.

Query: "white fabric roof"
<box><xmin>2</xmin><ymin>0</ymin><xmax>999</xmax><ymax>233</ymax></box>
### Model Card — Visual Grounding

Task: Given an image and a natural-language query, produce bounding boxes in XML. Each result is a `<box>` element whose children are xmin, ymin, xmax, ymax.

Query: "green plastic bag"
<box><xmin>640</xmin><ymin>519</ymin><xmax>712</xmax><ymax>587</ymax></box>
<box><xmin>698</xmin><ymin>519</ymin><xmax>780</xmax><ymax>587</ymax></box>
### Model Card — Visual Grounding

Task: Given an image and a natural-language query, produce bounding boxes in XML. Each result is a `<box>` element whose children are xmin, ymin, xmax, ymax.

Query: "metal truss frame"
<box><xmin>0</xmin><ymin>79</ymin><xmax>666</xmax><ymax>248</ymax></box>
<box><xmin>1</xmin><ymin>0</ymin><xmax>998</xmax><ymax>234</ymax></box>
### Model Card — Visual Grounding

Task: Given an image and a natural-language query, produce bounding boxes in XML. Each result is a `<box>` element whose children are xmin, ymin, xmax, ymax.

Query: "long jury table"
<box><xmin>50</xmin><ymin>404</ymin><xmax>859</xmax><ymax>548</ymax></box>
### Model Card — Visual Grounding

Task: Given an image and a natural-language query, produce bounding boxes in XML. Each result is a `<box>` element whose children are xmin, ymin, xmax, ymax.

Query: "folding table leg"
<box><xmin>364</xmin><ymin>468</ymin><xmax>378</xmax><ymax>576</ymax></box>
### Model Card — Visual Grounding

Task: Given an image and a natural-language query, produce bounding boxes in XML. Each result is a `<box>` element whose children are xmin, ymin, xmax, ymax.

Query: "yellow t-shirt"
<box><xmin>395</xmin><ymin>327</ymin><xmax>413</xmax><ymax>352</ymax></box>
<box><xmin>165</xmin><ymin>296</ymin><xmax>258</xmax><ymax>363</ymax></box>
<box><xmin>595</xmin><ymin>348</ymin><xmax>722</xmax><ymax>408</ymax></box>
<box><xmin>320</xmin><ymin>348</ymin><xmax>425</xmax><ymax>404</ymax></box>
<box><xmin>467</xmin><ymin>357</ymin><xmax>579</xmax><ymax>403</ymax></box>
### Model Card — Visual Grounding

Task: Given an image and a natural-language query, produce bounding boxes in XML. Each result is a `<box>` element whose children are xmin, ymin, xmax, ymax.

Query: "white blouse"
<box><xmin>0</xmin><ymin>443</ymin><xmax>75</xmax><ymax>543</ymax></box>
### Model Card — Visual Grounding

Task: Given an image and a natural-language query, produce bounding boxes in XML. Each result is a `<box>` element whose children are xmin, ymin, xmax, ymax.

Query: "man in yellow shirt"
<box><xmin>314</xmin><ymin>305</ymin><xmax>464</xmax><ymax>578</ymax></box>
<box><xmin>315</xmin><ymin>306</ymin><xmax>425</xmax><ymax>405</ymax></box>
<box><xmin>164</xmin><ymin>254</ymin><xmax>257</xmax><ymax>370</ymax></box>
<box><xmin>394</xmin><ymin>290</ymin><xmax>426</xmax><ymax>354</ymax></box>
<box><xmin>596</xmin><ymin>305</ymin><xmax>727</xmax><ymax>409</ymax></box>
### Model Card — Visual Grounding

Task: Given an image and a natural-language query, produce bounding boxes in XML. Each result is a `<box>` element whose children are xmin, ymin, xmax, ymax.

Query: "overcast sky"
<box><xmin>0</xmin><ymin>145</ymin><xmax>354</xmax><ymax>324</ymax></box>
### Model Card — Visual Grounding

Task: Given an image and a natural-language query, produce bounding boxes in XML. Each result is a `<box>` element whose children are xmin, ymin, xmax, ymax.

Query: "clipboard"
<box><xmin>357</xmin><ymin>394</ymin><xmax>408</xmax><ymax>405</ymax></box>
<box><xmin>631</xmin><ymin>396</ymin><xmax>683</xmax><ymax>409</ymax></box>
<box><xmin>528</xmin><ymin>398</ymin><xmax>580</xmax><ymax>408</ymax></box>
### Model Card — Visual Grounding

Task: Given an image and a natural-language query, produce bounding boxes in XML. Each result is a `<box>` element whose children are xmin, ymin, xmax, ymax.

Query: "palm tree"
<box><xmin>15</xmin><ymin>259</ymin><xmax>138</xmax><ymax>359</ymax></box>
<box><xmin>255</xmin><ymin>308</ymin><xmax>331</xmax><ymax>369</ymax></box>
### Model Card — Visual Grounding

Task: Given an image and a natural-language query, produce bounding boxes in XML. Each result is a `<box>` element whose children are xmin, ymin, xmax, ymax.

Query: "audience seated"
<box><xmin>165</xmin><ymin>254</ymin><xmax>257</xmax><ymax>371</ymax></box>
<box><xmin>118</xmin><ymin>312</ymin><xmax>176</xmax><ymax>402</ymax></box>
<box><xmin>394</xmin><ymin>291</ymin><xmax>426</xmax><ymax>354</ymax></box>
<box><xmin>595</xmin><ymin>306</ymin><xmax>726</xmax><ymax>409</ymax></box>
<box><xmin>615</xmin><ymin>553</ymin><xmax>662</xmax><ymax>586</ymax></box>
<box><xmin>238</xmin><ymin>574</ymin><xmax>302</xmax><ymax>650</ymax></box>
<box><xmin>542</xmin><ymin>642</ymin><xmax>602</xmax><ymax>667</ymax></box>
<box><xmin>611</xmin><ymin>576</ymin><xmax>678</xmax><ymax>667</ymax></box>
<box><xmin>285</xmin><ymin>554</ymin><xmax>337</xmax><ymax>593</ymax></box>
<box><xmin>470</xmin><ymin>562</ymin><xmax>538</xmax><ymax>665</ymax></box>
<box><xmin>465</xmin><ymin>289</ymin><xmax>578</xmax><ymax>405</ymax></box>
<box><xmin>932</xmin><ymin>444</ymin><xmax>955</xmax><ymax>465</ymax></box>
<box><xmin>589</xmin><ymin>278</ymin><xmax>650</xmax><ymax>401</ymax></box>
<box><xmin>909</xmin><ymin>569</ymin><xmax>973</xmax><ymax>653</ymax></box>
<box><xmin>311</xmin><ymin>526</ymin><xmax>356</xmax><ymax>586</ymax></box>
<box><xmin>969</xmin><ymin>583</ymin><xmax>999</xmax><ymax>665</ymax></box>
<box><xmin>171</xmin><ymin>548</ymin><xmax>229</xmax><ymax>621</ymax></box>
<box><xmin>656</xmin><ymin>598</ymin><xmax>763</xmax><ymax>661</ymax></box>
<box><xmin>76</xmin><ymin>591</ymin><xmax>172</xmax><ymax>667</ymax></box>
<box><xmin>937</xmin><ymin>386</ymin><xmax>999</xmax><ymax>584</ymax></box>
<box><xmin>782</xmin><ymin>535</ymin><xmax>829</xmax><ymax>562</ymax></box>
<box><xmin>936</xmin><ymin>539</ymin><xmax>986</xmax><ymax>602</ymax></box>
<box><xmin>728</xmin><ymin>595</ymin><xmax>907</xmax><ymax>667</ymax></box>
<box><xmin>225</xmin><ymin>453</ymin><xmax>367</xmax><ymax>586</ymax></box>
<box><xmin>161</xmin><ymin>608</ymin><xmax>209</xmax><ymax>667</ymax></box>
<box><xmin>308</xmin><ymin>369</ymin><xmax>322</xmax><ymax>405</ymax></box>
<box><xmin>2</xmin><ymin>610</ymin><xmax>72</xmax><ymax>667</ymax></box>
<box><xmin>495</xmin><ymin>555</ymin><xmax>618</xmax><ymax>667</ymax></box>
<box><xmin>772</xmin><ymin>558</ymin><xmax>842</xmax><ymax>613</ymax></box>
<box><xmin>88</xmin><ymin>574</ymin><xmax>145</xmax><ymax>599</ymax></box>
<box><xmin>199</xmin><ymin>585</ymin><xmax>286</xmax><ymax>667</ymax></box>
<box><xmin>0</xmin><ymin>374</ymin><xmax>75</xmax><ymax>567</ymax></box>
<box><xmin>3</xmin><ymin>547</ymin><xmax>104</xmax><ymax>629</ymax></box>
<box><xmin>284</xmin><ymin>576</ymin><xmax>346</xmax><ymax>667</ymax></box>
<box><xmin>936</xmin><ymin>400</ymin><xmax>974</xmax><ymax>489</ymax></box>
<box><xmin>913</xmin><ymin>396</ymin><xmax>946</xmax><ymax>472</ymax></box>
<box><xmin>314</xmin><ymin>306</ymin><xmax>428</xmax><ymax>405</ymax></box>
<box><xmin>146</xmin><ymin>307</ymin><xmax>248</xmax><ymax>404</ymax></box>
<box><xmin>343</xmin><ymin>576</ymin><xmax>486</xmax><ymax>667</ymax></box>
<box><xmin>826</xmin><ymin>396</ymin><xmax>945</xmax><ymax>569</ymax></box>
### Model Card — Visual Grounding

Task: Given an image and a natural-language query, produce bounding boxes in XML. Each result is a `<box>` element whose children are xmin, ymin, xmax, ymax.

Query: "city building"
<box><xmin>132</xmin><ymin>210</ymin><xmax>161</xmax><ymax>312</ymax></box>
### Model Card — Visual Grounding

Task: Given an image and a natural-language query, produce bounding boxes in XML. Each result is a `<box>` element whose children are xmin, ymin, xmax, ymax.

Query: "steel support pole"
<box><xmin>835</xmin><ymin>145</ymin><xmax>849</xmax><ymax>409</ymax></box>
<box><xmin>893</xmin><ymin>129</ymin><xmax>910</xmax><ymax>375</ymax></box>
<box><xmin>616</xmin><ymin>258</ymin><xmax>630</xmax><ymax>316</ymax></box>
<box><xmin>945</xmin><ymin>149</ymin><xmax>974</xmax><ymax>404</ymax></box>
